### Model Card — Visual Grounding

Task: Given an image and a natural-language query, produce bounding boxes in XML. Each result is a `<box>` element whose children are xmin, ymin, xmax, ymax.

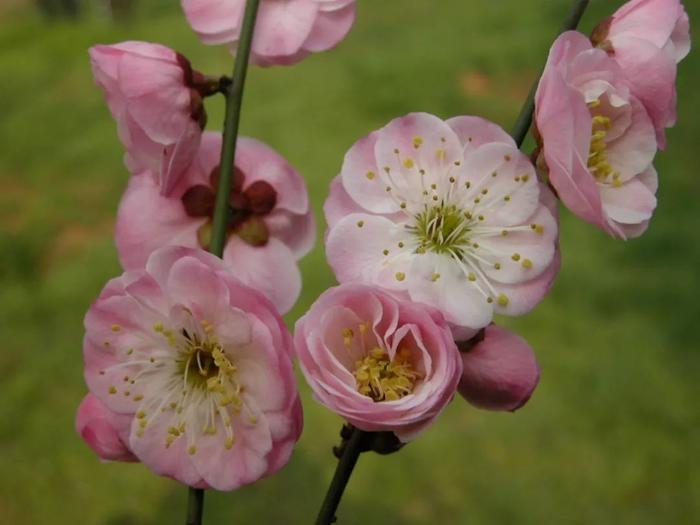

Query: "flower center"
<box><xmin>178</xmin><ymin>326</ymin><xmax>239</xmax><ymax>400</ymax></box>
<box><xmin>181</xmin><ymin>166</ymin><xmax>277</xmax><ymax>249</ymax></box>
<box><xmin>353</xmin><ymin>346</ymin><xmax>421</xmax><ymax>402</ymax></box>
<box><xmin>409</xmin><ymin>204</ymin><xmax>471</xmax><ymax>257</ymax></box>
<box><xmin>587</xmin><ymin>101</ymin><xmax>622</xmax><ymax>187</ymax></box>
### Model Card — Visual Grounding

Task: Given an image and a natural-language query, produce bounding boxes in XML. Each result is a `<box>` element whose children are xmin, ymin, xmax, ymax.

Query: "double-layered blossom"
<box><xmin>457</xmin><ymin>325</ymin><xmax>540</xmax><ymax>412</ymax></box>
<box><xmin>182</xmin><ymin>0</ymin><xmax>356</xmax><ymax>66</ymax></box>
<box><xmin>324</xmin><ymin>113</ymin><xmax>559</xmax><ymax>337</ymax></box>
<box><xmin>81</xmin><ymin>246</ymin><xmax>302</xmax><ymax>490</ymax></box>
<box><xmin>535</xmin><ymin>31</ymin><xmax>658</xmax><ymax>239</ymax></box>
<box><xmin>90</xmin><ymin>42</ymin><xmax>207</xmax><ymax>194</ymax></box>
<box><xmin>116</xmin><ymin>132</ymin><xmax>315</xmax><ymax>314</ymax></box>
<box><xmin>592</xmin><ymin>0</ymin><xmax>690</xmax><ymax>148</ymax></box>
<box><xmin>295</xmin><ymin>285</ymin><xmax>462</xmax><ymax>441</ymax></box>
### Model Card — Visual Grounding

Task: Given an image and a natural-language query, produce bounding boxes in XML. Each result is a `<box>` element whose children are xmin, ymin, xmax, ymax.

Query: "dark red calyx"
<box><xmin>236</xmin><ymin>216</ymin><xmax>269</xmax><ymax>247</ymax></box>
<box><xmin>182</xmin><ymin>185</ymin><xmax>216</xmax><ymax>217</ymax></box>
<box><xmin>244</xmin><ymin>180</ymin><xmax>277</xmax><ymax>215</ymax></box>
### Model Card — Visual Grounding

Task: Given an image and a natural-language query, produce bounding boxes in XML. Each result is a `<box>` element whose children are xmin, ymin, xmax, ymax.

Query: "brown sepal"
<box><xmin>182</xmin><ymin>185</ymin><xmax>216</xmax><ymax>217</ymax></box>
<box><xmin>235</xmin><ymin>216</ymin><xmax>269</xmax><ymax>247</ymax></box>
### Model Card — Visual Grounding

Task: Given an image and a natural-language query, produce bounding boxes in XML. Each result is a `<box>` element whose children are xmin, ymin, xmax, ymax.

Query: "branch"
<box><xmin>510</xmin><ymin>0</ymin><xmax>590</xmax><ymax>147</ymax></box>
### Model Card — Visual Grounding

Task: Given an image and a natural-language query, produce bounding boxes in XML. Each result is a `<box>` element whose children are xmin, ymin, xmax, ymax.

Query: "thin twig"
<box><xmin>209</xmin><ymin>0</ymin><xmax>261</xmax><ymax>257</ymax></box>
<box><xmin>186</xmin><ymin>488</ymin><xmax>205</xmax><ymax>525</ymax></box>
<box><xmin>510</xmin><ymin>0</ymin><xmax>591</xmax><ymax>147</ymax></box>
<box><xmin>315</xmin><ymin>427</ymin><xmax>368</xmax><ymax>525</ymax></box>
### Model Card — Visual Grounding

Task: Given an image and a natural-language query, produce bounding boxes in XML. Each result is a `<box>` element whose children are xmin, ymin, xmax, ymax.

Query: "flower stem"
<box><xmin>186</xmin><ymin>488</ymin><xmax>205</xmax><ymax>525</ymax></box>
<box><xmin>209</xmin><ymin>0</ymin><xmax>261</xmax><ymax>258</ymax></box>
<box><xmin>510</xmin><ymin>0</ymin><xmax>590</xmax><ymax>147</ymax></box>
<box><xmin>315</xmin><ymin>427</ymin><xmax>369</xmax><ymax>525</ymax></box>
<box><xmin>188</xmin><ymin>1</ymin><xmax>260</xmax><ymax>522</ymax></box>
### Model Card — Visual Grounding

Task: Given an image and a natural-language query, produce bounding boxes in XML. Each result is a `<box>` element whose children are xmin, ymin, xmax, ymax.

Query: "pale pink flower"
<box><xmin>90</xmin><ymin>42</ymin><xmax>207</xmax><ymax>195</ymax></box>
<box><xmin>592</xmin><ymin>0</ymin><xmax>691</xmax><ymax>148</ymax></box>
<box><xmin>82</xmin><ymin>246</ymin><xmax>302</xmax><ymax>490</ymax></box>
<box><xmin>535</xmin><ymin>31</ymin><xmax>658</xmax><ymax>239</ymax></box>
<box><xmin>295</xmin><ymin>284</ymin><xmax>462</xmax><ymax>441</ymax></box>
<box><xmin>76</xmin><ymin>393</ymin><xmax>137</xmax><ymax>462</ymax></box>
<box><xmin>324</xmin><ymin>113</ymin><xmax>559</xmax><ymax>337</ymax></box>
<box><xmin>115</xmin><ymin>132</ymin><xmax>315</xmax><ymax>315</ymax></box>
<box><xmin>182</xmin><ymin>0</ymin><xmax>356</xmax><ymax>66</ymax></box>
<box><xmin>457</xmin><ymin>325</ymin><xmax>539</xmax><ymax>412</ymax></box>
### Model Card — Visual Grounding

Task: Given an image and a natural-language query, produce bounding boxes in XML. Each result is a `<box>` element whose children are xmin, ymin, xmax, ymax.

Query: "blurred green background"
<box><xmin>1</xmin><ymin>0</ymin><xmax>698</xmax><ymax>523</ymax></box>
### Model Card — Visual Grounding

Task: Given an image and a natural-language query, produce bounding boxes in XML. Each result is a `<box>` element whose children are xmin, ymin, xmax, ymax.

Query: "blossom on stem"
<box><xmin>535</xmin><ymin>31</ymin><xmax>658</xmax><ymax>239</ymax></box>
<box><xmin>115</xmin><ymin>132</ymin><xmax>315</xmax><ymax>314</ymax></box>
<box><xmin>90</xmin><ymin>42</ymin><xmax>208</xmax><ymax>194</ymax></box>
<box><xmin>181</xmin><ymin>0</ymin><xmax>356</xmax><ymax>66</ymax></box>
<box><xmin>295</xmin><ymin>284</ymin><xmax>462</xmax><ymax>442</ymax></box>
<box><xmin>324</xmin><ymin>113</ymin><xmax>559</xmax><ymax>337</ymax></box>
<box><xmin>457</xmin><ymin>325</ymin><xmax>539</xmax><ymax>412</ymax></box>
<box><xmin>81</xmin><ymin>246</ymin><xmax>302</xmax><ymax>490</ymax></box>
<box><xmin>591</xmin><ymin>0</ymin><xmax>690</xmax><ymax>148</ymax></box>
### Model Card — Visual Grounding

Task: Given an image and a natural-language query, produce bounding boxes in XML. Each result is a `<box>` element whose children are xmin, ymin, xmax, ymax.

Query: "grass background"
<box><xmin>0</xmin><ymin>0</ymin><xmax>698</xmax><ymax>523</ymax></box>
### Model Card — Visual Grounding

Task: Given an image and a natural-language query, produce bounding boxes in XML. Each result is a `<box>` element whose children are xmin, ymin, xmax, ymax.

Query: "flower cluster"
<box><xmin>76</xmin><ymin>0</ymin><xmax>690</xmax><ymax>502</ymax></box>
<box><xmin>78</xmin><ymin>0</ymin><xmax>357</xmax><ymax>490</ymax></box>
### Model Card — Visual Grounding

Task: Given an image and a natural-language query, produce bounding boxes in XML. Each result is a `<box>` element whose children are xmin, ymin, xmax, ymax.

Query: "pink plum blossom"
<box><xmin>457</xmin><ymin>325</ymin><xmax>540</xmax><ymax>412</ymax></box>
<box><xmin>295</xmin><ymin>284</ymin><xmax>462</xmax><ymax>441</ymax></box>
<box><xmin>115</xmin><ymin>132</ymin><xmax>315</xmax><ymax>315</ymax></box>
<box><xmin>82</xmin><ymin>246</ymin><xmax>302</xmax><ymax>490</ymax></box>
<box><xmin>181</xmin><ymin>0</ymin><xmax>356</xmax><ymax>66</ymax></box>
<box><xmin>76</xmin><ymin>393</ymin><xmax>137</xmax><ymax>462</ymax></box>
<box><xmin>324</xmin><ymin>113</ymin><xmax>559</xmax><ymax>337</ymax></box>
<box><xmin>592</xmin><ymin>0</ymin><xmax>691</xmax><ymax>148</ymax></box>
<box><xmin>90</xmin><ymin>42</ymin><xmax>207</xmax><ymax>195</ymax></box>
<box><xmin>535</xmin><ymin>31</ymin><xmax>659</xmax><ymax>239</ymax></box>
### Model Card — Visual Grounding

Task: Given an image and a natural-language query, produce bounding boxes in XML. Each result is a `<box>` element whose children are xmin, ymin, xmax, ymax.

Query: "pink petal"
<box><xmin>610</xmin><ymin>0</ymin><xmax>686</xmax><ymax>50</ymax></box>
<box><xmin>76</xmin><ymin>394</ymin><xmax>137</xmax><ymax>462</ymax></box>
<box><xmin>610</xmin><ymin>35</ymin><xmax>677</xmax><ymax>145</ymax></box>
<box><xmin>115</xmin><ymin>171</ymin><xmax>201</xmax><ymax>270</ymax></box>
<box><xmin>265</xmin><ymin>208</ymin><xmax>316</xmax><ymax>258</ymax></box>
<box><xmin>607</xmin><ymin>97</ymin><xmax>657</xmax><ymax>182</ymax></box>
<box><xmin>460</xmin><ymin>142</ymin><xmax>540</xmax><ymax>227</ymax></box>
<box><xmin>479</xmin><ymin>204</ymin><xmax>558</xmax><ymax>285</ymax></box>
<box><xmin>340</xmin><ymin>131</ymin><xmax>398</xmax><ymax>214</ymax></box>
<box><xmin>251</xmin><ymin>0</ymin><xmax>319</xmax><ymax>59</ymax></box>
<box><xmin>237</xmin><ymin>137</ymin><xmax>309</xmax><ymax>214</ymax></box>
<box><xmin>374</xmin><ymin>113</ymin><xmax>466</xmax><ymax>195</ymax></box>
<box><xmin>326</xmin><ymin>213</ymin><xmax>404</xmax><ymax>285</ymax></box>
<box><xmin>182</xmin><ymin>0</ymin><xmax>245</xmax><ymax>45</ymax></box>
<box><xmin>303</xmin><ymin>3</ymin><xmax>355</xmax><ymax>52</ymax></box>
<box><xmin>323</xmin><ymin>176</ymin><xmax>367</xmax><ymax>230</ymax></box>
<box><xmin>446</xmin><ymin>115</ymin><xmax>516</xmax><ymax>152</ymax></box>
<box><xmin>536</xmin><ymin>62</ymin><xmax>604</xmax><ymax>228</ymax></box>
<box><xmin>600</xmin><ymin>167</ymin><xmax>658</xmax><ymax>239</ymax></box>
<box><xmin>190</xmin><ymin>404</ymin><xmax>273</xmax><ymax>490</ymax></box>
<box><xmin>410</xmin><ymin>252</ymin><xmax>494</xmax><ymax>330</ymax></box>
<box><xmin>223</xmin><ymin>236</ymin><xmax>302</xmax><ymax>315</ymax></box>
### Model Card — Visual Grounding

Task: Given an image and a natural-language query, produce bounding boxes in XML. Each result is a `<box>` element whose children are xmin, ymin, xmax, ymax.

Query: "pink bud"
<box><xmin>458</xmin><ymin>325</ymin><xmax>540</xmax><ymax>412</ymax></box>
<box><xmin>89</xmin><ymin>41</ymin><xmax>205</xmax><ymax>194</ymax></box>
<box><xmin>76</xmin><ymin>394</ymin><xmax>137</xmax><ymax>462</ymax></box>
